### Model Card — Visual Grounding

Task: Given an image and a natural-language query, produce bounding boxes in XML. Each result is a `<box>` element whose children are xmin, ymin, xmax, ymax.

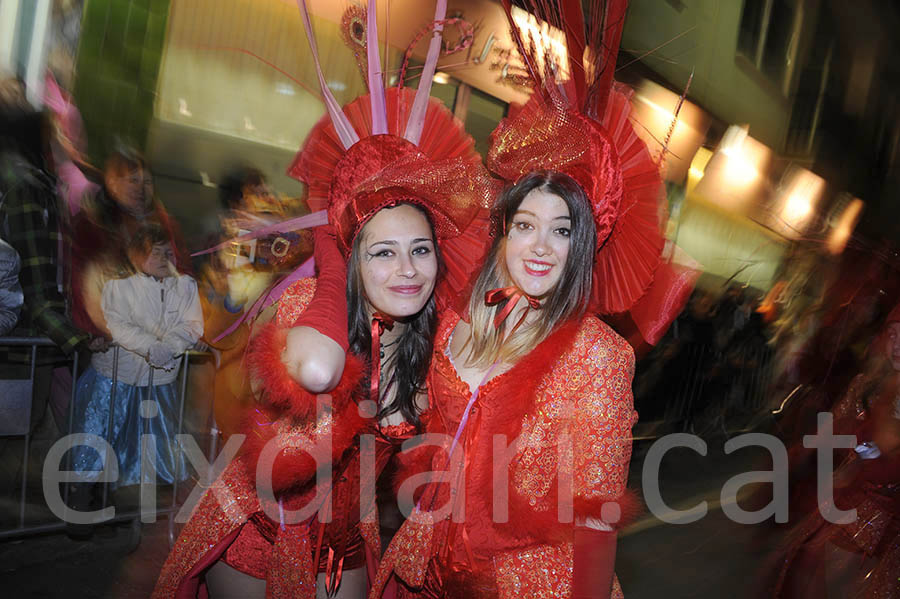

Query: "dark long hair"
<box><xmin>465</xmin><ymin>170</ymin><xmax>597</xmax><ymax>367</ymax></box>
<box><xmin>346</xmin><ymin>203</ymin><xmax>440</xmax><ymax>426</ymax></box>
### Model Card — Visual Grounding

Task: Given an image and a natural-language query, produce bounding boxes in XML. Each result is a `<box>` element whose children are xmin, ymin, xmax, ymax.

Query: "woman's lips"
<box><xmin>389</xmin><ymin>285</ymin><xmax>423</xmax><ymax>295</ymax></box>
<box><xmin>523</xmin><ymin>260</ymin><xmax>553</xmax><ymax>277</ymax></box>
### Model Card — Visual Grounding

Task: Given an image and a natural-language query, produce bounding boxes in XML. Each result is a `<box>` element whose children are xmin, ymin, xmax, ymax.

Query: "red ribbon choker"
<box><xmin>484</xmin><ymin>286</ymin><xmax>541</xmax><ymax>333</ymax></box>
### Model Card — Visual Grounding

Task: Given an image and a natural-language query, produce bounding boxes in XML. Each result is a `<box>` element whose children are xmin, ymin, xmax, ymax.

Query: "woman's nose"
<box><xmin>531</xmin><ymin>232</ymin><xmax>551</xmax><ymax>256</ymax></box>
<box><xmin>397</xmin><ymin>253</ymin><xmax>416</xmax><ymax>278</ymax></box>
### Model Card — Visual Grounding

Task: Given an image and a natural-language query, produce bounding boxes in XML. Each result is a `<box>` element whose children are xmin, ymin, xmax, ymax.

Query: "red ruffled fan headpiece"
<box><xmin>287</xmin><ymin>0</ymin><xmax>498</xmax><ymax>306</ymax></box>
<box><xmin>488</xmin><ymin>0</ymin><xmax>697</xmax><ymax>343</ymax></box>
<box><xmin>289</xmin><ymin>87</ymin><xmax>495</xmax><ymax>258</ymax></box>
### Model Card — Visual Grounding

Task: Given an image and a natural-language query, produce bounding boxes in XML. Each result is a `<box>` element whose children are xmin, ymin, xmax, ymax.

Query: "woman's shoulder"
<box><xmin>274</xmin><ymin>277</ymin><xmax>318</xmax><ymax>327</ymax></box>
<box><xmin>570</xmin><ymin>315</ymin><xmax>635</xmax><ymax>369</ymax></box>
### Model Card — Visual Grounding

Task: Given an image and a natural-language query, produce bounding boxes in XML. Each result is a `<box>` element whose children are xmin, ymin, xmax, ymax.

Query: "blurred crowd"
<box><xmin>1</xmin><ymin>68</ymin><xmax>899</xmax><ymax>596</ymax></box>
<box><xmin>0</xmin><ymin>74</ymin><xmax>311</xmax><ymax>531</ymax></box>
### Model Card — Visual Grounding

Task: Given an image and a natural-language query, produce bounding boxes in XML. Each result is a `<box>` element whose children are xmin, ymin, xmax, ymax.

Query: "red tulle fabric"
<box><xmin>488</xmin><ymin>83</ymin><xmax>667</xmax><ymax>316</ymax></box>
<box><xmin>289</xmin><ymin>86</ymin><xmax>497</xmax><ymax>256</ymax></box>
<box><xmin>628</xmin><ymin>259</ymin><xmax>702</xmax><ymax>345</ymax></box>
<box><xmin>486</xmin><ymin>0</ymin><xmax>696</xmax><ymax>347</ymax></box>
<box><xmin>287</xmin><ymin>86</ymin><xmax>497</xmax><ymax>310</ymax></box>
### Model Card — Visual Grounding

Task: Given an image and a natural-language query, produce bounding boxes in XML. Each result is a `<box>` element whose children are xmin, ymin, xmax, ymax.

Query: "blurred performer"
<box><xmin>371</xmin><ymin>1</ymin><xmax>694</xmax><ymax>598</ymax></box>
<box><xmin>774</xmin><ymin>303</ymin><xmax>900</xmax><ymax>598</ymax></box>
<box><xmin>152</xmin><ymin>1</ymin><xmax>494</xmax><ymax>596</ymax></box>
<box><xmin>196</xmin><ymin>166</ymin><xmax>310</xmax><ymax>440</ymax></box>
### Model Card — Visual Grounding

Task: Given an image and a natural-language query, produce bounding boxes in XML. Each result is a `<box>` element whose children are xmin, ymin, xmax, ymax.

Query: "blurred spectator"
<box><xmin>0</xmin><ymin>237</ymin><xmax>23</xmax><ymax>335</ymax></box>
<box><xmin>0</xmin><ymin>76</ymin><xmax>94</xmax><ymax>444</ymax></box>
<box><xmin>0</xmin><ymin>76</ymin><xmax>90</xmax><ymax>354</ymax></box>
<box><xmin>71</xmin><ymin>146</ymin><xmax>188</xmax><ymax>340</ymax></box>
<box><xmin>67</xmin><ymin>224</ymin><xmax>201</xmax><ymax>532</ymax></box>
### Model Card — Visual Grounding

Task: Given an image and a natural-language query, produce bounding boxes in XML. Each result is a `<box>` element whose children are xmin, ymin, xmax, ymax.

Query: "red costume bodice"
<box><xmin>373</xmin><ymin>310</ymin><xmax>638</xmax><ymax>598</ymax></box>
<box><xmin>153</xmin><ymin>278</ymin><xmax>419</xmax><ymax>599</ymax></box>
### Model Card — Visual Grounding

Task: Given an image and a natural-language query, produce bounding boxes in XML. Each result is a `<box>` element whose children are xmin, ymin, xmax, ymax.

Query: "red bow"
<box><xmin>370</xmin><ymin>312</ymin><xmax>395</xmax><ymax>403</ymax></box>
<box><xmin>484</xmin><ymin>286</ymin><xmax>541</xmax><ymax>333</ymax></box>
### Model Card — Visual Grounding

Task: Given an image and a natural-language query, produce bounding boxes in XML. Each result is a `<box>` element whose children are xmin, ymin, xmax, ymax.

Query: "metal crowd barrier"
<box><xmin>0</xmin><ymin>337</ymin><xmax>217</xmax><ymax>547</ymax></box>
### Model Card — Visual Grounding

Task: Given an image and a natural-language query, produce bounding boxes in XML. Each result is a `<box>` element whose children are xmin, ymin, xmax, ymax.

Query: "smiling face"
<box><xmin>503</xmin><ymin>188</ymin><xmax>572</xmax><ymax>298</ymax></box>
<box><xmin>141</xmin><ymin>242</ymin><xmax>175</xmax><ymax>279</ymax></box>
<box><xmin>357</xmin><ymin>204</ymin><xmax>438</xmax><ymax>319</ymax></box>
<box><xmin>887</xmin><ymin>322</ymin><xmax>900</xmax><ymax>372</ymax></box>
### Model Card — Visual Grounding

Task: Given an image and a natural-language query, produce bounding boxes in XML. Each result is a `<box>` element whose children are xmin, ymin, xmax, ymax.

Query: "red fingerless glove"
<box><xmin>573</xmin><ymin>527</ymin><xmax>617</xmax><ymax>599</ymax></box>
<box><xmin>292</xmin><ymin>226</ymin><xmax>349</xmax><ymax>351</ymax></box>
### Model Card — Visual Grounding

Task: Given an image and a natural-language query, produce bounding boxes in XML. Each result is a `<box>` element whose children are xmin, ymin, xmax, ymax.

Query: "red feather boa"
<box><xmin>241</xmin><ymin>323</ymin><xmax>368</xmax><ymax>494</ymax></box>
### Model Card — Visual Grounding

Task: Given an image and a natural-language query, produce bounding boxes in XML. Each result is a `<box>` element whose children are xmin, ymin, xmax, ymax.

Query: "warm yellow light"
<box><xmin>783</xmin><ymin>193</ymin><xmax>812</xmax><ymax>221</ymax></box>
<box><xmin>826</xmin><ymin>197</ymin><xmax>863</xmax><ymax>254</ymax></box>
<box><xmin>510</xmin><ymin>7</ymin><xmax>569</xmax><ymax>77</ymax></box>
<box><xmin>689</xmin><ymin>166</ymin><xmax>706</xmax><ymax>179</ymax></box>
<box><xmin>686</xmin><ymin>146</ymin><xmax>713</xmax><ymax>196</ymax></box>
<box><xmin>777</xmin><ymin>166</ymin><xmax>825</xmax><ymax>235</ymax></box>
<box><xmin>721</xmin><ymin>146</ymin><xmax>759</xmax><ymax>186</ymax></box>
<box><xmin>433</xmin><ymin>71</ymin><xmax>450</xmax><ymax>85</ymax></box>
<box><xmin>632</xmin><ymin>80</ymin><xmax>710</xmax><ymax>183</ymax></box>
<box><xmin>691</xmin><ymin>125</ymin><xmax>772</xmax><ymax>213</ymax></box>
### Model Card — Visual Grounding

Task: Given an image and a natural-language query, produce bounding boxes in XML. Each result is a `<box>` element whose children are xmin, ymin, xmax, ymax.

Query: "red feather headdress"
<box><xmin>289</xmin><ymin>0</ymin><xmax>498</xmax><ymax>306</ymax></box>
<box><xmin>489</xmin><ymin>0</ymin><xmax>696</xmax><ymax>343</ymax></box>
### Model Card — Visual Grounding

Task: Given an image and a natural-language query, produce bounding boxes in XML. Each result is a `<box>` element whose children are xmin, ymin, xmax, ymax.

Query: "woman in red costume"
<box><xmin>371</xmin><ymin>2</ymin><xmax>695</xmax><ymax>598</ymax></box>
<box><xmin>773</xmin><ymin>302</ymin><xmax>900</xmax><ymax>598</ymax></box>
<box><xmin>152</xmin><ymin>1</ymin><xmax>494</xmax><ymax>597</ymax></box>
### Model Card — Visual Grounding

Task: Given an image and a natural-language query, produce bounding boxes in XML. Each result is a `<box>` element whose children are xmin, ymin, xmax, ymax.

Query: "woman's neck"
<box><xmin>380</xmin><ymin>322</ymin><xmax>406</xmax><ymax>346</ymax></box>
<box><xmin>367</xmin><ymin>309</ymin><xmax>407</xmax><ymax>346</ymax></box>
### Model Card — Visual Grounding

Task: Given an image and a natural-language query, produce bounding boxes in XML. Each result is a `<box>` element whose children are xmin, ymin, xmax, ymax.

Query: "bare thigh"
<box><xmin>206</xmin><ymin>561</ymin><xmax>266</xmax><ymax>599</ymax></box>
<box><xmin>316</xmin><ymin>567</ymin><xmax>366</xmax><ymax>599</ymax></box>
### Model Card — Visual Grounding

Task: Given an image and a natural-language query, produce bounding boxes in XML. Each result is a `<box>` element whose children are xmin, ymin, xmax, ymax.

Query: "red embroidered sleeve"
<box><xmin>242</xmin><ymin>277</ymin><xmax>366</xmax><ymax>493</ymax></box>
<box><xmin>274</xmin><ymin>277</ymin><xmax>317</xmax><ymax>327</ymax></box>
<box><xmin>572</xmin><ymin>320</ymin><xmax>639</xmax><ymax>526</ymax></box>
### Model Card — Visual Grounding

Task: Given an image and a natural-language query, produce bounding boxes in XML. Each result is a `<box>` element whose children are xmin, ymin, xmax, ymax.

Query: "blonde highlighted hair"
<box><xmin>464</xmin><ymin>171</ymin><xmax>597</xmax><ymax>368</ymax></box>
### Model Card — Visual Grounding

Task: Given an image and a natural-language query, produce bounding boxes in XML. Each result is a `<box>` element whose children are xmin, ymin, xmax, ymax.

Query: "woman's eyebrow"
<box><xmin>368</xmin><ymin>240</ymin><xmax>397</xmax><ymax>249</ymax></box>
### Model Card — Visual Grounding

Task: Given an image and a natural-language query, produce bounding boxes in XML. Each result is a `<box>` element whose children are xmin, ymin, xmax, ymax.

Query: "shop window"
<box><xmin>784</xmin><ymin>13</ymin><xmax>834</xmax><ymax>156</ymax></box>
<box><xmin>737</xmin><ymin>0</ymin><xmax>802</xmax><ymax>93</ymax></box>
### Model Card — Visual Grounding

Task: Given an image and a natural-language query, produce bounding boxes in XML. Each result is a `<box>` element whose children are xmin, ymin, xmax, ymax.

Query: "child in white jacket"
<box><xmin>71</xmin><ymin>223</ymin><xmax>203</xmax><ymax>492</ymax></box>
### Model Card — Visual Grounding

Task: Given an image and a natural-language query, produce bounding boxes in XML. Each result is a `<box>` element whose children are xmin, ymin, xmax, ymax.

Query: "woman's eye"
<box><xmin>513</xmin><ymin>221</ymin><xmax>532</xmax><ymax>231</ymax></box>
<box><xmin>411</xmin><ymin>246</ymin><xmax>432</xmax><ymax>256</ymax></box>
<box><xmin>372</xmin><ymin>249</ymin><xmax>394</xmax><ymax>258</ymax></box>
<box><xmin>555</xmin><ymin>227</ymin><xmax>571</xmax><ymax>238</ymax></box>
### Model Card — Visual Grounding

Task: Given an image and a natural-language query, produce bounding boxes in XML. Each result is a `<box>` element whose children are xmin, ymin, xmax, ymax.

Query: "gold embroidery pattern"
<box><xmin>266</xmin><ymin>525</ymin><xmax>316</xmax><ymax>598</ymax></box>
<box><xmin>152</xmin><ymin>459</ymin><xmax>260</xmax><ymax>598</ymax></box>
<box><xmin>275</xmin><ymin>278</ymin><xmax>317</xmax><ymax>326</ymax></box>
<box><xmin>493</xmin><ymin>543</ymin><xmax>573</xmax><ymax>598</ymax></box>
<box><xmin>512</xmin><ymin>318</ymin><xmax>638</xmax><ymax>513</ymax></box>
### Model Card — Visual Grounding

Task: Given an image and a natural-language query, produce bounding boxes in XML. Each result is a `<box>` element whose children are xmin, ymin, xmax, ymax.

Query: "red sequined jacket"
<box><xmin>154</xmin><ymin>278</ymin><xmax>407</xmax><ymax>599</ymax></box>
<box><xmin>372</xmin><ymin>310</ymin><xmax>639</xmax><ymax>599</ymax></box>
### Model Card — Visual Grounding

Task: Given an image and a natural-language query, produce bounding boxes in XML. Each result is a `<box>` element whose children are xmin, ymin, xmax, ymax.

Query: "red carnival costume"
<box><xmin>372</xmin><ymin>1</ymin><xmax>695</xmax><ymax>598</ymax></box>
<box><xmin>152</xmin><ymin>1</ymin><xmax>495</xmax><ymax>597</ymax></box>
<box><xmin>773</xmin><ymin>304</ymin><xmax>900</xmax><ymax>599</ymax></box>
